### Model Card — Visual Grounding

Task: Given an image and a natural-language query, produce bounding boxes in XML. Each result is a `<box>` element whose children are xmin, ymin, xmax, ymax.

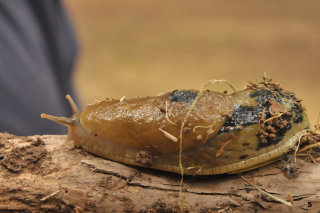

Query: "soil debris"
<box><xmin>136</xmin><ymin>150</ymin><xmax>153</xmax><ymax>166</ymax></box>
<box><xmin>269</xmin><ymin>101</ymin><xmax>285</xmax><ymax>115</ymax></box>
<box><xmin>300</xmin><ymin>129</ymin><xmax>320</xmax><ymax>145</ymax></box>
<box><xmin>296</xmin><ymin>127</ymin><xmax>320</xmax><ymax>162</ymax></box>
<box><xmin>139</xmin><ymin>200</ymin><xmax>181</xmax><ymax>213</ymax></box>
<box><xmin>246</xmin><ymin>77</ymin><xmax>302</xmax><ymax>148</ymax></box>
<box><xmin>245</xmin><ymin>76</ymin><xmax>284</xmax><ymax>93</ymax></box>
<box><xmin>0</xmin><ymin>136</ymin><xmax>47</xmax><ymax>173</ymax></box>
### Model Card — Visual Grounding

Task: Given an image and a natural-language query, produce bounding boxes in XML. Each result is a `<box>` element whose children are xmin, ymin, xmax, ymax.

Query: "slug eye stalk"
<box><xmin>40</xmin><ymin>94</ymin><xmax>79</xmax><ymax>126</ymax></box>
<box><xmin>40</xmin><ymin>113</ymin><xmax>75</xmax><ymax>126</ymax></box>
<box><xmin>65</xmin><ymin>94</ymin><xmax>79</xmax><ymax>114</ymax></box>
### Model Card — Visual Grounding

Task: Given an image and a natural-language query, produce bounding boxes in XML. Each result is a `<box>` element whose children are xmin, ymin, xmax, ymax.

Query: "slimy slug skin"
<box><xmin>41</xmin><ymin>79</ymin><xmax>309</xmax><ymax>175</ymax></box>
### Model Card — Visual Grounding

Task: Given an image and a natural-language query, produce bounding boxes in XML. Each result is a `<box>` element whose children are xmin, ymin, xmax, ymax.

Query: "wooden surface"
<box><xmin>0</xmin><ymin>132</ymin><xmax>319</xmax><ymax>212</ymax></box>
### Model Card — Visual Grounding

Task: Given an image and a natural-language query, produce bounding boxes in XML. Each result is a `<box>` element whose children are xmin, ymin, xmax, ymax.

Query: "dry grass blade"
<box><xmin>298</xmin><ymin>142</ymin><xmax>320</xmax><ymax>153</ymax></box>
<box><xmin>165</xmin><ymin>100</ymin><xmax>177</xmax><ymax>126</ymax></box>
<box><xmin>119</xmin><ymin>96</ymin><xmax>125</xmax><ymax>102</ymax></box>
<box><xmin>287</xmin><ymin>193</ymin><xmax>294</xmax><ymax>205</ymax></box>
<box><xmin>40</xmin><ymin>190</ymin><xmax>61</xmax><ymax>201</ymax></box>
<box><xmin>216</xmin><ymin>135</ymin><xmax>235</xmax><ymax>157</ymax></box>
<box><xmin>159</xmin><ymin>128</ymin><xmax>178</xmax><ymax>142</ymax></box>
<box><xmin>241</xmin><ymin>176</ymin><xmax>293</xmax><ymax>207</ymax></box>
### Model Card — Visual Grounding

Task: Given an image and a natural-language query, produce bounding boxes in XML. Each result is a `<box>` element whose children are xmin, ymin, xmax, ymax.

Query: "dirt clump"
<box><xmin>139</xmin><ymin>200</ymin><xmax>181</xmax><ymax>213</ymax></box>
<box><xmin>136</xmin><ymin>150</ymin><xmax>153</xmax><ymax>166</ymax></box>
<box><xmin>0</xmin><ymin>135</ymin><xmax>47</xmax><ymax>173</ymax></box>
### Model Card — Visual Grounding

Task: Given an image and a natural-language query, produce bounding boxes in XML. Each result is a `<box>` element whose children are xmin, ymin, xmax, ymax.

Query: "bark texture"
<box><xmin>0</xmin><ymin>132</ymin><xmax>319</xmax><ymax>212</ymax></box>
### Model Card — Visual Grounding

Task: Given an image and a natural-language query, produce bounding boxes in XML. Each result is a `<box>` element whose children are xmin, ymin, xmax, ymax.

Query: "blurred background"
<box><xmin>65</xmin><ymin>0</ymin><xmax>320</xmax><ymax>126</ymax></box>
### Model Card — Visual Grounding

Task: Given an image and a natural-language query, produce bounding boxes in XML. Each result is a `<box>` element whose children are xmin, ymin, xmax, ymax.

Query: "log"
<box><xmin>0</xmin><ymin>132</ymin><xmax>319</xmax><ymax>212</ymax></box>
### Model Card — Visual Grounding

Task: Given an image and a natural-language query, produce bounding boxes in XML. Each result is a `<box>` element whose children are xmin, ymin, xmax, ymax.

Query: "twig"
<box><xmin>298</xmin><ymin>142</ymin><xmax>320</xmax><ymax>153</ymax></box>
<box><xmin>159</xmin><ymin>128</ymin><xmax>178</xmax><ymax>142</ymax></box>
<box><xmin>216</xmin><ymin>135</ymin><xmax>235</xmax><ymax>157</ymax></box>
<box><xmin>120</xmin><ymin>96</ymin><xmax>125</xmax><ymax>102</ymax></box>
<box><xmin>241</xmin><ymin>176</ymin><xmax>292</xmax><ymax>207</ymax></box>
<box><xmin>40</xmin><ymin>190</ymin><xmax>61</xmax><ymax>201</ymax></box>
<box><xmin>165</xmin><ymin>100</ymin><xmax>177</xmax><ymax>126</ymax></box>
<box><xmin>287</xmin><ymin>193</ymin><xmax>294</xmax><ymax>205</ymax></box>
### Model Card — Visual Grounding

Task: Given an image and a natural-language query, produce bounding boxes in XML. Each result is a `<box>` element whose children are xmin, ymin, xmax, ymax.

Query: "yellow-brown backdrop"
<box><xmin>65</xmin><ymin>0</ymin><xmax>320</xmax><ymax>126</ymax></box>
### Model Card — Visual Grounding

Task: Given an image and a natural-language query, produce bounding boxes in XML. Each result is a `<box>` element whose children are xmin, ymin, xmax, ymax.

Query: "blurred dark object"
<box><xmin>0</xmin><ymin>0</ymin><xmax>78</xmax><ymax>135</ymax></box>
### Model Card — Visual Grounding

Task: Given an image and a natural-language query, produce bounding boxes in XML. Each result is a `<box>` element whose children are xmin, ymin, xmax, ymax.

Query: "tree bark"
<box><xmin>0</xmin><ymin>132</ymin><xmax>319</xmax><ymax>213</ymax></box>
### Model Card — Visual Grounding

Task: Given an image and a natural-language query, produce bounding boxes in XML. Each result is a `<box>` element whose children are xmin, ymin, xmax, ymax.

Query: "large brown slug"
<box><xmin>41</xmin><ymin>78</ymin><xmax>309</xmax><ymax>175</ymax></box>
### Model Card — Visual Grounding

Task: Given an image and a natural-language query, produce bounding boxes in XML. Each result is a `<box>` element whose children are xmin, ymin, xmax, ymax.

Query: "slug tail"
<box><xmin>65</xmin><ymin>94</ymin><xmax>79</xmax><ymax>114</ymax></box>
<box><xmin>41</xmin><ymin>113</ymin><xmax>75</xmax><ymax>127</ymax></box>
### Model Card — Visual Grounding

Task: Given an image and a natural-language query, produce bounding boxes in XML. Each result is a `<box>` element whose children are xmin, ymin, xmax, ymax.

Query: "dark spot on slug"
<box><xmin>186</xmin><ymin>154</ymin><xmax>193</xmax><ymax>158</ymax></box>
<box><xmin>252</xmin><ymin>89</ymin><xmax>306</xmax><ymax>148</ymax></box>
<box><xmin>218</xmin><ymin>89</ymin><xmax>305</xmax><ymax>150</ymax></box>
<box><xmin>294</xmin><ymin>114</ymin><xmax>303</xmax><ymax>123</ymax></box>
<box><xmin>218</xmin><ymin>105</ymin><xmax>261</xmax><ymax>133</ymax></box>
<box><xmin>251</xmin><ymin>89</ymin><xmax>304</xmax><ymax>124</ymax></box>
<box><xmin>291</xmin><ymin>103</ymin><xmax>303</xmax><ymax>123</ymax></box>
<box><xmin>239</xmin><ymin>154</ymin><xmax>249</xmax><ymax>160</ymax></box>
<box><xmin>224</xmin><ymin>156</ymin><xmax>229</xmax><ymax>159</ymax></box>
<box><xmin>183</xmin><ymin>127</ymin><xmax>191</xmax><ymax>134</ymax></box>
<box><xmin>94</xmin><ymin>133</ymin><xmax>98</xmax><ymax>137</ymax></box>
<box><xmin>250</xmin><ymin>90</ymin><xmax>296</xmax><ymax>150</ymax></box>
<box><xmin>158</xmin><ymin>107</ymin><xmax>166</xmax><ymax>113</ymax></box>
<box><xmin>169</xmin><ymin>90</ymin><xmax>198</xmax><ymax>104</ymax></box>
<box><xmin>257</xmin><ymin>118</ymin><xmax>292</xmax><ymax>149</ymax></box>
<box><xmin>214</xmin><ymin>89</ymin><xmax>306</xmax><ymax>152</ymax></box>
<box><xmin>250</xmin><ymin>89</ymin><xmax>275</xmax><ymax>105</ymax></box>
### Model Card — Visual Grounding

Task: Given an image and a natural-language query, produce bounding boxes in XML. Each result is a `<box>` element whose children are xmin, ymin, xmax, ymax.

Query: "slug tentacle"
<box><xmin>65</xmin><ymin>94</ymin><xmax>80</xmax><ymax>114</ymax></box>
<box><xmin>40</xmin><ymin>95</ymin><xmax>80</xmax><ymax>126</ymax></box>
<box><xmin>40</xmin><ymin>113</ymin><xmax>75</xmax><ymax>126</ymax></box>
<box><xmin>41</xmin><ymin>95</ymin><xmax>81</xmax><ymax>146</ymax></box>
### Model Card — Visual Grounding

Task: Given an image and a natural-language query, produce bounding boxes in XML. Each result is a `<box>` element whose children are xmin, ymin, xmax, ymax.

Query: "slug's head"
<box><xmin>41</xmin><ymin>95</ymin><xmax>80</xmax><ymax>144</ymax></box>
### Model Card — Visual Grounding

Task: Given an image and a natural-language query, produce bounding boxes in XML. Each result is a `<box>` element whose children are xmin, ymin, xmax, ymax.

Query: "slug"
<box><xmin>41</xmin><ymin>78</ymin><xmax>309</xmax><ymax>175</ymax></box>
